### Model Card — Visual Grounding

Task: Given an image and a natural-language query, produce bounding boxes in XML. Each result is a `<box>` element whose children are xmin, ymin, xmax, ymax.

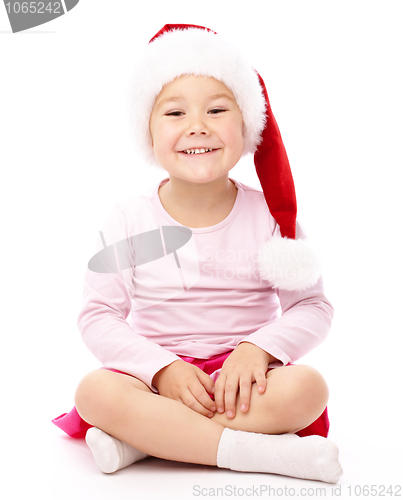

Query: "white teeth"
<box><xmin>183</xmin><ymin>148</ymin><xmax>213</xmax><ymax>154</ymax></box>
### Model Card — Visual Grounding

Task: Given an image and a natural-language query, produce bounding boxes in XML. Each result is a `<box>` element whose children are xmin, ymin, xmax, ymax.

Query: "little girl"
<box><xmin>52</xmin><ymin>24</ymin><xmax>343</xmax><ymax>484</ymax></box>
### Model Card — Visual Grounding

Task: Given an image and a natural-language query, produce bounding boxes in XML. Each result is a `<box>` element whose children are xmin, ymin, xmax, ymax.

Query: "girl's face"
<box><xmin>149</xmin><ymin>75</ymin><xmax>244</xmax><ymax>185</ymax></box>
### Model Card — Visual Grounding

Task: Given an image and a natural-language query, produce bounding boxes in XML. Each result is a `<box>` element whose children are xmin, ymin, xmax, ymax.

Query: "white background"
<box><xmin>1</xmin><ymin>1</ymin><xmax>402</xmax><ymax>499</ymax></box>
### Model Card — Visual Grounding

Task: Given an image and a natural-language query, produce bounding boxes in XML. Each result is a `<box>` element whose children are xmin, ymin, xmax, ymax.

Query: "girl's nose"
<box><xmin>189</xmin><ymin>129</ymin><xmax>207</xmax><ymax>135</ymax></box>
<box><xmin>186</xmin><ymin>116</ymin><xmax>210</xmax><ymax>136</ymax></box>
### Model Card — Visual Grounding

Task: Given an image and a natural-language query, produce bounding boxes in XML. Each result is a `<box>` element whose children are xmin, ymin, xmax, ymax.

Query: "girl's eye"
<box><xmin>165</xmin><ymin>109</ymin><xmax>226</xmax><ymax>116</ymax></box>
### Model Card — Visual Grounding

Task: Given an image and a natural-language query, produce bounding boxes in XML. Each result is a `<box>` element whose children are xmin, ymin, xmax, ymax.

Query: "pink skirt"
<box><xmin>52</xmin><ymin>351</ymin><xmax>329</xmax><ymax>439</ymax></box>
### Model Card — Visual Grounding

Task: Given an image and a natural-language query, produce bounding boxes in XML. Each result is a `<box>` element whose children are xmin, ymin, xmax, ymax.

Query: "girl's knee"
<box><xmin>259</xmin><ymin>365</ymin><xmax>328</xmax><ymax>433</ymax></box>
<box><xmin>267</xmin><ymin>364</ymin><xmax>329</xmax><ymax>414</ymax></box>
<box><xmin>288</xmin><ymin>364</ymin><xmax>329</xmax><ymax>412</ymax></box>
<box><xmin>74</xmin><ymin>369</ymin><xmax>118</xmax><ymax>423</ymax></box>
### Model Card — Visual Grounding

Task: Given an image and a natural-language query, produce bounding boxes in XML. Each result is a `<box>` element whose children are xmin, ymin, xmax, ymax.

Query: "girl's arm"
<box><xmin>77</xmin><ymin>202</ymin><xmax>181</xmax><ymax>393</ymax></box>
<box><xmin>78</xmin><ymin>238</ymin><xmax>217</xmax><ymax>416</ymax></box>
<box><xmin>240</xmin><ymin>218</ymin><xmax>334</xmax><ymax>365</ymax></box>
<box><xmin>214</xmin><ymin>219</ymin><xmax>334</xmax><ymax>418</ymax></box>
<box><xmin>77</xmin><ymin>265</ymin><xmax>182</xmax><ymax>393</ymax></box>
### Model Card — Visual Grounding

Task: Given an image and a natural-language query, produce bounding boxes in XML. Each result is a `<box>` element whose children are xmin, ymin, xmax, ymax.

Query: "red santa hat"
<box><xmin>129</xmin><ymin>24</ymin><xmax>321</xmax><ymax>292</ymax></box>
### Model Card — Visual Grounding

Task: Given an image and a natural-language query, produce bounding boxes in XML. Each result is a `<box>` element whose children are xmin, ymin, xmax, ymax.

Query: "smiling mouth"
<box><xmin>180</xmin><ymin>148</ymin><xmax>217</xmax><ymax>155</ymax></box>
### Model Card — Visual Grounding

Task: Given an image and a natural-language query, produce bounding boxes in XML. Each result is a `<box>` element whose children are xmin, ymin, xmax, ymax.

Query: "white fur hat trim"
<box><xmin>128</xmin><ymin>27</ymin><xmax>266</xmax><ymax>167</ymax></box>
<box><xmin>258</xmin><ymin>236</ymin><xmax>322</xmax><ymax>291</ymax></box>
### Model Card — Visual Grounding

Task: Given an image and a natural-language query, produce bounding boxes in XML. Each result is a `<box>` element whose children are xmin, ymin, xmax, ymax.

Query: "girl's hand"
<box><xmin>214</xmin><ymin>342</ymin><xmax>274</xmax><ymax>419</ymax></box>
<box><xmin>152</xmin><ymin>360</ymin><xmax>217</xmax><ymax>418</ymax></box>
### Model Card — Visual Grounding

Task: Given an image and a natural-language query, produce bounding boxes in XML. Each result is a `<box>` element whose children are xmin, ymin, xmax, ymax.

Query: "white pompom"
<box><xmin>258</xmin><ymin>236</ymin><xmax>322</xmax><ymax>291</ymax></box>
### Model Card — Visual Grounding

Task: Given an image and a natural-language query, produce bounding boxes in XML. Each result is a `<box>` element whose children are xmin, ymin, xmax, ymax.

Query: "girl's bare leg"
<box><xmin>75</xmin><ymin>369</ymin><xmax>224</xmax><ymax>466</ymax></box>
<box><xmin>74</xmin><ymin>364</ymin><xmax>328</xmax><ymax>467</ymax></box>
<box><xmin>212</xmin><ymin>364</ymin><xmax>329</xmax><ymax>434</ymax></box>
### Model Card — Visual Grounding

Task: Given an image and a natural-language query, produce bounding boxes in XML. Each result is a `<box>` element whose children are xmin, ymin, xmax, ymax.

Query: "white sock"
<box><xmin>216</xmin><ymin>429</ymin><xmax>343</xmax><ymax>483</ymax></box>
<box><xmin>85</xmin><ymin>427</ymin><xmax>149</xmax><ymax>473</ymax></box>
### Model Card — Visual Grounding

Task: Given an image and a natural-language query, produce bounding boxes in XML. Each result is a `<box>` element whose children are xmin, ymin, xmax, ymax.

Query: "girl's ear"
<box><xmin>242</xmin><ymin>122</ymin><xmax>246</xmax><ymax>140</ymax></box>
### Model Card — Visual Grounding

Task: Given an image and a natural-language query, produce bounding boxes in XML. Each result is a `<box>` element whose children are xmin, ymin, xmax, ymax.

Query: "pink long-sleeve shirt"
<box><xmin>77</xmin><ymin>177</ymin><xmax>334</xmax><ymax>392</ymax></box>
